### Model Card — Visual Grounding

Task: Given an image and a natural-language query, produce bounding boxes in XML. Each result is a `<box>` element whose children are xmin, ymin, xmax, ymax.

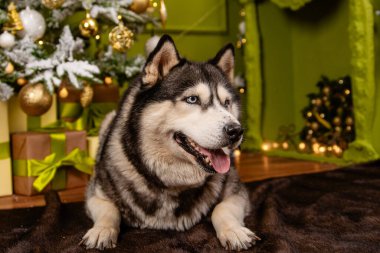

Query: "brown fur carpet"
<box><xmin>1</xmin><ymin>161</ymin><xmax>380</xmax><ymax>253</ymax></box>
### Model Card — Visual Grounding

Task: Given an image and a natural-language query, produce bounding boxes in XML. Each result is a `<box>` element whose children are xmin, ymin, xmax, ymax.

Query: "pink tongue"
<box><xmin>199</xmin><ymin>147</ymin><xmax>230</xmax><ymax>174</ymax></box>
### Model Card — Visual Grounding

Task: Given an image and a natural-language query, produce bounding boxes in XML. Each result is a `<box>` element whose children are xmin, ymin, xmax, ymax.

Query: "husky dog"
<box><xmin>81</xmin><ymin>35</ymin><xmax>260</xmax><ymax>251</ymax></box>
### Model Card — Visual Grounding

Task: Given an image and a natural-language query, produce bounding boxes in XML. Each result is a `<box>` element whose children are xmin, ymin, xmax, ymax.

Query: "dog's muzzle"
<box><xmin>224</xmin><ymin>123</ymin><xmax>244</xmax><ymax>144</ymax></box>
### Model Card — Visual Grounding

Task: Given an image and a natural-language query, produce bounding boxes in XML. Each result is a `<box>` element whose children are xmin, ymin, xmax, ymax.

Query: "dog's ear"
<box><xmin>209</xmin><ymin>44</ymin><xmax>234</xmax><ymax>83</ymax></box>
<box><xmin>142</xmin><ymin>35</ymin><xmax>180</xmax><ymax>87</ymax></box>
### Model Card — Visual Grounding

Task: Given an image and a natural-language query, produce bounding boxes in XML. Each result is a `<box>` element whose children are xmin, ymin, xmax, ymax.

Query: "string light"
<box><xmin>239</xmin><ymin>88</ymin><xmax>245</xmax><ymax>94</ymax></box>
<box><xmin>272</xmin><ymin>142</ymin><xmax>279</xmax><ymax>149</ymax></box>
<box><xmin>298</xmin><ymin>142</ymin><xmax>306</xmax><ymax>151</ymax></box>
<box><xmin>344</xmin><ymin>89</ymin><xmax>350</xmax><ymax>95</ymax></box>
<box><xmin>38</xmin><ymin>40</ymin><xmax>44</xmax><ymax>45</ymax></box>
<box><xmin>261</xmin><ymin>142</ymin><xmax>271</xmax><ymax>151</ymax></box>
<box><xmin>95</xmin><ymin>34</ymin><xmax>100</xmax><ymax>40</ymax></box>
<box><xmin>233</xmin><ymin>149</ymin><xmax>241</xmax><ymax>157</ymax></box>
<box><xmin>282</xmin><ymin>142</ymin><xmax>289</xmax><ymax>150</ymax></box>
<box><xmin>239</xmin><ymin>9</ymin><xmax>246</xmax><ymax>17</ymax></box>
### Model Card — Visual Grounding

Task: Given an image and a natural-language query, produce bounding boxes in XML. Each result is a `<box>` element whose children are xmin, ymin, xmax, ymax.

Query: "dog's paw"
<box><xmin>217</xmin><ymin>226</ymin><xmax>260</xmax><ymax>251</ymax></box>
<box><xmin>80</xmin><ymin>226</ymin><xmax>118</xmax><ymax>250</ymax></box>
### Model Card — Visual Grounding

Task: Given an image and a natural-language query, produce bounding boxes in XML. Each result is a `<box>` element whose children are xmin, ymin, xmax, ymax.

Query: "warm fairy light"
<box><xmin>38</xmin><ymin>40</ymin><xmax>44</xmax><ymax>45</ymax></box>
<box><xmin>104</xmin><ymin>76</ymin><xmax>113</xmax><ymax>85</ymax></box>
<box><xmin>59</xmin><ymin>87</ymin><xmax>69</xmax><ymax>98</ymax></box>
<box><xmin>233</xmin><ymin>149</ymin><xmax>241</xmax><ymax>157</ymax></box>
<box><xmin>298</xmin><ymin>142</ymin><xmax>306</xmax><ymax>151</ymax></box>
<box><xmin>17</xmin><ymin>78</ymin><xmax>27</xmax><ymax>86</ymax></box>
<box><xmin>272</xmin><ymin>142</ymin><xmax>279</xmax><ymax>149</ymax></box>
<box><xmin>282</xmin><ymin>142</ymin><xmax>289</xmax><ymax>150</ymax></box>
<box><xmin>307</xmin><ymin>111</ymin><xmax>312</xmax><ymax>118</ymax></box>
<box><xmin>327</xmin><ymin>146</ymin><xmax>333</xmax><ymax>152</ymax></box>
<box><xmin>338</xmin><ymin>79</ymin><xmax>344</xmax><ymax>84</ymax></box>
<box><xmin>261</xmin><ymin>142</ymin><xmax>271</xmax><ymax>151</ymax></box>
<box><xmin>152</xmin><ymin>1</ymin><xmax>158</xmax><ymax>7</ymax></box>
<box><xmin>95</xmin><ymin>34</ymin><xmax>100</xmax><ymax>40</ymax></box>
<box><xmin>241</xmin><ymin>38</ymin><xmax>247</xmax><ymax>44</ymax></box>
<box><xmin>308</xmin><ymin>129</ymin><xmax>313</xmax><ymax>135</ymax></box>
<box><xmin>332</xmin><ymin>144</ymin><xmax>342</xmax><ymax>156</ymax></box>
<box><xmin>318</xmin><ymin>145</ymin><xmax>326</xmax><ymax>153</ymax></box>
<box><xmin>118</xmin><ymin>15</ymin><xmax>122</xmax><ymax>20</ymax></box>
<box><xmin>344</xmin><ymin>89</ymin><xmax>350</xmax><ymax>95</ymax></box>
<box><xmin>312</xmin><ymin>143</ymin><xmax>320</xmax><ymax>153</ymax></box>
<box><xmin>239</xmin><ymin>88</ymin><xmax>245</xmax><ymax>94</ymax></box>
<box><xmin>320</xmin><ymin>113</ymin><xmax>325</xmax><ymax>118</ymax></box>
<box><xmin>240</xmin><ymin>9</ymin><xmax>246</xmax><ymax>17</ymax></box>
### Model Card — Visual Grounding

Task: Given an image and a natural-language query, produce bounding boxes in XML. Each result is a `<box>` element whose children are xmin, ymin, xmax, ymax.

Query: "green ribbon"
<box><xmin>0</xmin><ymin>142</ymin><xmax>10</xmax><ymax>160</ymax></box>
<box><xmin>59</xmin><ymin>102</ymin><xmax>116</xmax><ymax>134</ymax></box>
<box><xmin>12</xmin><ymin>132</ymin><xmax>94</xmax><ymax>192</ymax></box>
<box><xmin>59</xmin><ymin>102</ymin><xmax>83</xmax><ymax>121</ymax></box>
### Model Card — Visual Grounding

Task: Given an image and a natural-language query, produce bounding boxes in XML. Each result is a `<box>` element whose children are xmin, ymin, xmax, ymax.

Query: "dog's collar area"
<box><xmin>173</xmin><ymin>132</ymin><xmax>230</xmax><ymax>174</ymax></box>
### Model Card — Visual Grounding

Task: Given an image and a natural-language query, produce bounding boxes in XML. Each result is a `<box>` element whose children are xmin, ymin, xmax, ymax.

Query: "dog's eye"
<box><xmin>186</xmin><ymin>96</ymin><xmax>199</xmax><ymax>104</ymax></box>
<box><xmin>224</xmin><ymin>99</ymin><xmax>231</xmax><ymax>107</ymax></box>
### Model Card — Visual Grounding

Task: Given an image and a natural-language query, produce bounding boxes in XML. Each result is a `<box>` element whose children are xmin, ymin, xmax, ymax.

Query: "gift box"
<box><xmin>11</xmin><ymin>131</ymin><xmax>93</xmax><ymax>196</ymax></box>
<box><xmin>8</xmin><ymin>95</ymin><xmax>57</xmax><ymax>133</ymax></box>
<box><xmin>59</xmin><ymin>83</ymin><xmax>119</xmax><ymax>135</ymax></box>
<box><xmin>0</xmin><ymin>101</ymin><xmax>13</xmax><ymax>196</ymax></box>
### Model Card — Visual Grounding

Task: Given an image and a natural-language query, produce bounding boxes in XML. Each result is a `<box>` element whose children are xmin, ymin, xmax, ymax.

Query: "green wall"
<box><xmin>373</xmin><ymin>0</ymin><xmax>380</xmax><ymax>155</ymax></box>
<box><xmin>258</xmin><ymin>0</ymin><xmax>351</xmax><ymax>141</ymax></box>
<box><xmin>129</xmin><ymin>0</ymin><xmax>244</xmax><ymax>70</ymax></box>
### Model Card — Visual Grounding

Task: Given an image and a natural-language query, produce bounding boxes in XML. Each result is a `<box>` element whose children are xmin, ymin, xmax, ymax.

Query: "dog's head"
<box><xmin>129</xmin><ymin>35</ymin><xmax>242</xmax><ymax>186</ymax></box>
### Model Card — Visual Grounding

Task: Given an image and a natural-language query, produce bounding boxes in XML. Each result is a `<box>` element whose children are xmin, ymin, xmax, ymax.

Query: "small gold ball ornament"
<box><xmin>5</xmin><ymin>62</ymin><xmax>14</xmax><ymax>74</ymax></box>
<box><xmin>104</xmin><ymin>76</ymin><xmax>113</xmax><ymax>86</ymax></box>
<box><xmin>79</xmin><ymin>13</ymin><xmax>99</xmax><ymax>38</ymax></box>
<box><xmin>80</xmin><ymin>84</ymin><xmax>94</xmax><ymax>108</ymax></box>
<box><xmin>18</xmin><ymin>83</ymin><xmax>52</xmax><ymax>116</ymax></box>
<box><xmin>129</xmin><ymin>0</ymin><xmax>150</xmax><ymax>13</ymax></box>
<box><xmin>17</xmin><ymin>77</ymin><xmax>27</xmax><ymax>86</ymax></box>
<box><xmin>59</xmin><ymin>87</ymin><xmax>69</xmax><ymax>98</ymax></box>
<box><xmin>109</xmin><ymin>22</ymin><xmax>134</xmax><ymax>52</ymax></box>
<box><xmin>41</xmin><ymin>0</ymin><xmax>65</xmax><ymax>9</ymax></box>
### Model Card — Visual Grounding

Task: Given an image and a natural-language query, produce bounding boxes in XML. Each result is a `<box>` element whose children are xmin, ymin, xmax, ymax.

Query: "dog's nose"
<box><xmin>224</xmin><ymin>124</ymin><xmax>243</xmax><ymax>142</ymax></box>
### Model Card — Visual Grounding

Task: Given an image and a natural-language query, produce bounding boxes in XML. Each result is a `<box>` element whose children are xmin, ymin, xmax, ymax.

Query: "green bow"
<box><xmin>14</xmin><ymin>148</ymin><xmax>94</xmax><ymax>192</ymax></box>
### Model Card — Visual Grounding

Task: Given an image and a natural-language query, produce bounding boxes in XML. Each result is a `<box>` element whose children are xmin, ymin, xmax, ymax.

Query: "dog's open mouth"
<box><xmin>174</xmin><ymin>132</ymin><xmax>230</xmax><ymax>174</ymax></box>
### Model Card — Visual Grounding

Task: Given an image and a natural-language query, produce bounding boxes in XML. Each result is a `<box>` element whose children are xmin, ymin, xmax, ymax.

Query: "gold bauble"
<box><xmin>18</xmin><ymin>83</ymin><xmax>52</xmax><ymax>116</ymax></box>
<box><xmin>129</xmin><ymin>0</ymin><xmax>150</xmax><ymax>13</ymax></box>
<box><xmin>17</xmin><ymin>77</ymin><xmax>27</xmax><ymax>86</ymax></box>
<box><xmin>80</xmin><ymin>84</ymin><xmax>94</xmax><ymax>108</ymax></box>
<box><xmin>311</xmin><ymin>122</ymin><xmax>319</xmax><ymax>131</ymax></box>
<box><xmin>104</xmin><ymin>76</ymin><xmax>113</xmax><ymax>86</ymax></box>
<box><xmin>109</xmin><ymin>22</ymin><xmax>134</xmax><ymax>52</ymax></box>
<box><xmin>345</xmin><ymin>117</ymin><xmax>353</xmax><ymax>126</ymax></box>
<box><xmin>59</xmin><ymin>87</ymin><xmax>69</xmax><ymax>98</ymax></box>
<box><xmin>5</xmin><ymin>62</ymin><xmax>14</xmax><ymax>74</ymax></box>
<box><xmin>79</xmin><ymin>13</ymin><xmax>98</xmax><ymax>38</ymax></box>
<box><xmin>333</xmin><ymin>117</ymin><xmax>341</xmax><ymax>126</ymax></box>
<box><xmin>41</xmin><ymin>0</ymin><xmax>65</xmax><ymax>9</ymax></box>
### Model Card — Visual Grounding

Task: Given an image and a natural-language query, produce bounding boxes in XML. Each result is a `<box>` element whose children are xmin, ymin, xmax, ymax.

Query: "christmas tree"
<box><xmin>0</xmin><ymin>0</ymin><xmax>165</xmax><ymax>104</ymax></box>
<box><xmin>299</xmin><ymin>76</ymin><xmax>355</xmax><ymax>156</ymax></box>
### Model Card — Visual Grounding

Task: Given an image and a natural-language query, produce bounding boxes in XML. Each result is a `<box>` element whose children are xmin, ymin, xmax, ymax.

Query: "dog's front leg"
<box><xmin>81</xmin><ymin>192</ymin><xmax>121</xmax><ymax>250</ymax></box>
<box><xmin>212</xmin><ymin>192</ymin><xmax>260</xmax><ymax>251</ymax></box>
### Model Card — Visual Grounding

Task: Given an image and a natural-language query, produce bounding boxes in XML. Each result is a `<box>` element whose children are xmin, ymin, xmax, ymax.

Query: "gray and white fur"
<box><xmin>81</xmin><ymin>35</ymin><xmax>260</xmax><ymax>251</ymax></box>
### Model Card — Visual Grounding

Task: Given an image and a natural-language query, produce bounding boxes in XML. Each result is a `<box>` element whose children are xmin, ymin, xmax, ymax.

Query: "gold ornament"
<box><xmin>5</xmin><ymin>62</ymin><xmax>14</xmax><ymax>74</ymax></box>
<box><xmin>18</xmin><ymin>83</ymin><xmax>52</xmax><ymax>116</ymax></box>
<box><xmin>79</xmin><ymin>13</ymin><xmax>99</xmax><ymax>38</ymax></box>
<box><xmin>41</xmin><ymin>0</ymin><xmax>65</xmax><ymax>9</ymax></box>
<box><xmin>80</xmin><ymin>84</ymin><xmax>94</xmax><ymax>108</ymax></box>
<box><xmin>333</xmin><ymin>117</ymin><xmax>341</xmax><ymax>126</ymax></box>
<box><xmin>109</xmin><ymin>22</ymin><xmax>134</xmax><ymax>52</ymax></box>
<box><xmin>345</xmin><ymin>117</ymin><xmax>353</xmax><ymax>126</ymax></box>
<box><xmin>17</xmin><ymin>77</ymin><xmax>27</xmax><ymax>86</ymax></box>
<box><xmin>104</xmin><ymin>76</ymin><xmax>113</xmax><ymax>86</ymax></box>
<box><xmin>59</xmin><ymin>87</ymin><xmax>69</xmax><ymax>98</ymax></box>
<box><xmin>311</xmin><ymin>122</ymin><xmax>319</xmax><ymax>131</ymax></box>
<box><xmin>3</xmin><ymin>3</ymin><xmax>24</xmax><ymax>34</ymax></box>
<box><xmin>129</xmin><ymin>0</ymin><xmax>150</xmax><ymax>13</ymax></box>
<box><xmin>160</xmin><ymin>0</ymin><xmax>167</xmax><ymax>28</ymax></box>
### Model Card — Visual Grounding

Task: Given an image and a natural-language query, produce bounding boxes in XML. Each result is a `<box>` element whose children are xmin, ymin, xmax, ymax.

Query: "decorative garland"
<box><xmin>344</xmin><ymin>0</ymin><xmax>379</xmax><ymax>162</ymax></box>
<box><xmin>239</xmin><ymin>0</ymin><xmax>262</xmax><ymax>150</ymax></box>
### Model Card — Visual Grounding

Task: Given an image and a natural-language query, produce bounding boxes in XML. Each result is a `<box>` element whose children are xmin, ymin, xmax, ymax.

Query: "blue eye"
<box><xmin>186</xmin><ymin>96</ymin><xmax>199</xmax><ymax>104</ymax></box>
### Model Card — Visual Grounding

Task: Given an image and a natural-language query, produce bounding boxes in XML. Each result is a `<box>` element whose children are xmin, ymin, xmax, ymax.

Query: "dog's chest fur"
<box><xmin>94</xmin><ymin>155</ymin><xmax>227</xmax><ymax>231</ymax></box>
